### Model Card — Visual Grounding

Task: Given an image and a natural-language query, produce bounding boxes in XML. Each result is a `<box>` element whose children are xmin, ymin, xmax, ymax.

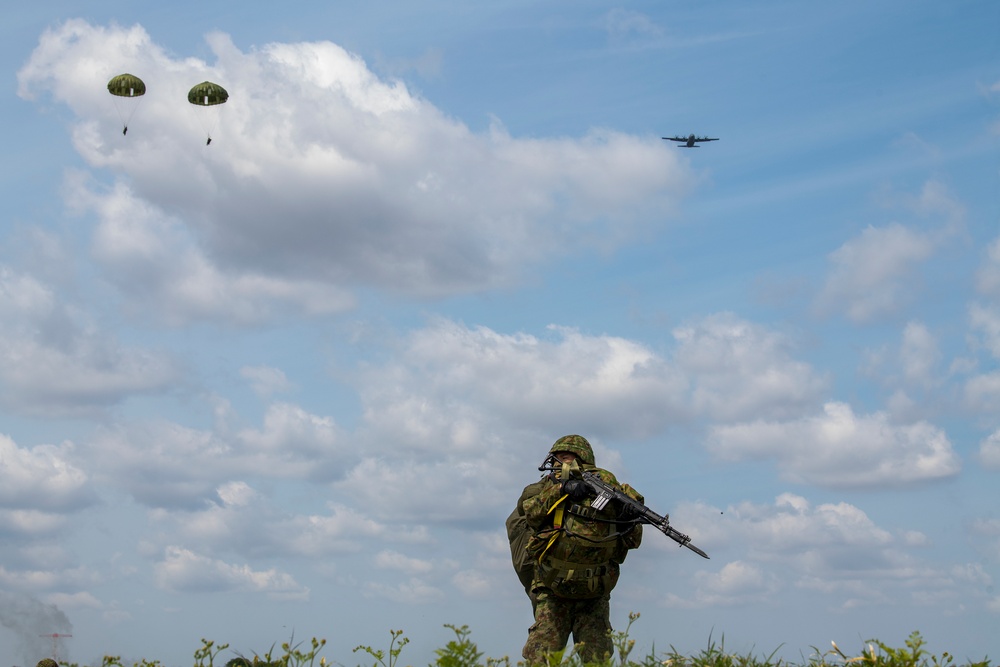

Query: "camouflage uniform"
<box><xmin>517</xmin><ymin>435</ymin><xmax>643</xmax><ymax>665</ymax></box>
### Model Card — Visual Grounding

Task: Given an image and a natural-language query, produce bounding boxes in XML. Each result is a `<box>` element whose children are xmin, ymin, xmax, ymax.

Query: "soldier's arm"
<box><xmin>521</xmin><ymin>479</ymin><xmax>564</xmax><ymax>529</ymax></box>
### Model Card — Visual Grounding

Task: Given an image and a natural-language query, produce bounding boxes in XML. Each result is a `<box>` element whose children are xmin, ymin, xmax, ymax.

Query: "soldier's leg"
<box><xmin>522</xmin><ymin>591</ymin><xmax>573</xmax><ymax>665</ymax></box>
<box><xmin>570</xmin><ymin>596</ymin><xmax>613</xmax><ymax>664</ymax></box>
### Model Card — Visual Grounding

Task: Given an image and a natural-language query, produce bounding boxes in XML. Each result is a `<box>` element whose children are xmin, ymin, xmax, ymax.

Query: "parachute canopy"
<box><xmin>107</xmin><ymin>73</ymin><xmax>146</xmax><ymax>98</ymax></box>
<box><xmin>188</xmin><ymin>81</ymin><xmax>229</xmax><ymax>106</ymax></box>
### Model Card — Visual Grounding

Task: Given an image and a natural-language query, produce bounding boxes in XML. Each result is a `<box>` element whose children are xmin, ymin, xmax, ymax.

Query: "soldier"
<box><xmin>514</xmin><ymin>435</ymin><xmax>643</xmax><ymax>664</ymax></box>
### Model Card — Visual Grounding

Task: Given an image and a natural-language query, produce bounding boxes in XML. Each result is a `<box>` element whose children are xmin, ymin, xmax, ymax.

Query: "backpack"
<box><xmin>506</xmin><ymin>479</ymin><xmax>545</xmax><ymax>597</ymax></box>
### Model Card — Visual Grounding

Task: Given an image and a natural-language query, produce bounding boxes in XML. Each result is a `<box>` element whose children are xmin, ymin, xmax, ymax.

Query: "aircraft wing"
<box><xmin>662</xmin><ymin>137</ymin><xmax>687</xmax><ymax>142</ymax></box>
<box><xmin>696</xmin><ymin>137</ymin><xmax>719</xmax><ymax>142</ymax></box>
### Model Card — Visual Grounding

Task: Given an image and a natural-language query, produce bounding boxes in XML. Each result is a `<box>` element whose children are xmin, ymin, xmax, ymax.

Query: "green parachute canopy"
<box><xmin>107</xmin><ymin>73</ymin><xmax>146</xmax><ymax>97</ymax></box>
<box><xmin>188</xmin><ymin>81</ymin><xmax>229</xmax><ymax>106</ymax></box>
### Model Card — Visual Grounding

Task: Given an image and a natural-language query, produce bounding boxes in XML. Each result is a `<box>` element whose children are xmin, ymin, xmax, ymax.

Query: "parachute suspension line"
<box><xmin>115</xmin><ymin>94</ymin><xmax>144</xmax><ymax>135</ymax></box>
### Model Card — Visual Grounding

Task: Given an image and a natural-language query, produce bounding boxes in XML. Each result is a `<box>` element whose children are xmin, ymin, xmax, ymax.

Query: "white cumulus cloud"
<box><xmin>673</xmin><ymin>313</ymin><xmax>828</xmax><ymax>422</ymax></box>
<box><xmin>86</xmin><ymin>400</ymin><xmax>351</xmax><ymax>509</ymax></box>
<box><xmin>706</xmin><ymin>402</ymin><xmax>960</xmax><ymax>487</ymax></box>
<box><xmin>17</xmin><ymin>20</ymin><xmax>693</xmax><ymax>324</ymax></box>
<box><xmin>978</xmin><ymin>430</ymin><xmax>1000</xmax><ymax>469</ymax></box>
<box><xmin>0</xmin><ymin>264</ymin><xmax>179</xmax><ymax>414</ymax></box>
<box><xmin>817</xmin><ymin>223</ymin><xmax>935</xmax><ymax>323</ymax></box>
<box><xmin>153</xmin><ymin>546</ymin><xmax>309</xmax><ymax>599</ymax></box>
<box><xmin>0</xmin><ymin>435</ymin><xmax>95</xmax><ymax>512</ymax></box>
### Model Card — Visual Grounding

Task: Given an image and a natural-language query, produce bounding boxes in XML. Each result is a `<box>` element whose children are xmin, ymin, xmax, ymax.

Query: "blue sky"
<box><xmin>2</xmin><ymin>1</ymin><xmax>1000</xmax><ymax>665</ymax></box>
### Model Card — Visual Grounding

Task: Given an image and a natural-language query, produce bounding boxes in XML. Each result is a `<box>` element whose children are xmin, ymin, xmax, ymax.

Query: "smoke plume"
<box><xmin>0</xmin><ymin>591</ymin><xmax>73</xmax><ymax>667</ymax></box>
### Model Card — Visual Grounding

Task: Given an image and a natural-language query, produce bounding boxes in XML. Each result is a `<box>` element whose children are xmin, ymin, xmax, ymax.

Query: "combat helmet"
<box><xmin>549</xmin><ymin>434</ymin><xmax>595</xmax><ymax>465</ymax></box>
<box><xmin>37</xmin><ymin>660</ymin><xmax>59</xmax><ymax>667</ymax></box>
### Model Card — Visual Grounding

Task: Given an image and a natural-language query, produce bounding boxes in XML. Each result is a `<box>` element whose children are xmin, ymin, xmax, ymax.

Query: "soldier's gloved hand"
<box><xmin>561</xmin><ymin>479</ymin><xmax>590</xmax><ymax>501</ymax></box>
<box><xmin>619</xmin><ymin>502</ymin><xmax>642</xmax><ymax>521</ymax></box>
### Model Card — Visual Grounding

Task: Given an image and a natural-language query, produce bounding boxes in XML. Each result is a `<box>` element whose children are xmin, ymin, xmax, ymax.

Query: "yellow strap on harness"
<box><xmin>539</xmin><ymin>494</ymin><xmax>569</xmax><ymax>563</ymax></box>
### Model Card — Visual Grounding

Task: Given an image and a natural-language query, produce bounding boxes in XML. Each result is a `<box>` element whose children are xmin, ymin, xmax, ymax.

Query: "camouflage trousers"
<box><xmin>522</xmin><ymin>590</ymin><xmax>612</xmax><ymax>665</ymax></box>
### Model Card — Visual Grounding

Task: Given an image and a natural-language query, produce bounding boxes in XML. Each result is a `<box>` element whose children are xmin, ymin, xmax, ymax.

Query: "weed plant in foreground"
<box><xmin>59</xmin><ymin>613</ymin><xmax>991</xmax><ymax>667</ymax></box>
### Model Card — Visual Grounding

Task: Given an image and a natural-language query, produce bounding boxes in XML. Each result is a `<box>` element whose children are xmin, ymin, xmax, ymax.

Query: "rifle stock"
<box><xmin>581</xmin><ymin>470</ymin><xmax>710</xmax><ymax>559</ymax></box>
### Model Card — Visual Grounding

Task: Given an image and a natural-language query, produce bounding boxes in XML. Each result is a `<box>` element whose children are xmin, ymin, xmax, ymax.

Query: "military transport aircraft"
<box><xmin>663</xmin><ymin>134</ymin><xmax>719</xmax><ymax>148</ymax></box>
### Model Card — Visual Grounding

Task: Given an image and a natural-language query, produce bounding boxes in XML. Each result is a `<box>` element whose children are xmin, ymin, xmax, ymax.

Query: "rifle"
<box><xmin>580</xmin><ymin>470</ymin><xmax>710</xmax><ymax>559</ymax></box>
<box><xmin>538</xmin><ymin>454</ymin><xmax>709</xmax><ymax>559</ymax></box>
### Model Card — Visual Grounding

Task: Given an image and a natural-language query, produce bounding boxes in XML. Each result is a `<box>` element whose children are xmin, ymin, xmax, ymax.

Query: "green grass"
<box><xmin>59</xmin><ymin>614</ymin><xmax>991</xmax><ymax>667</ymax></box>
